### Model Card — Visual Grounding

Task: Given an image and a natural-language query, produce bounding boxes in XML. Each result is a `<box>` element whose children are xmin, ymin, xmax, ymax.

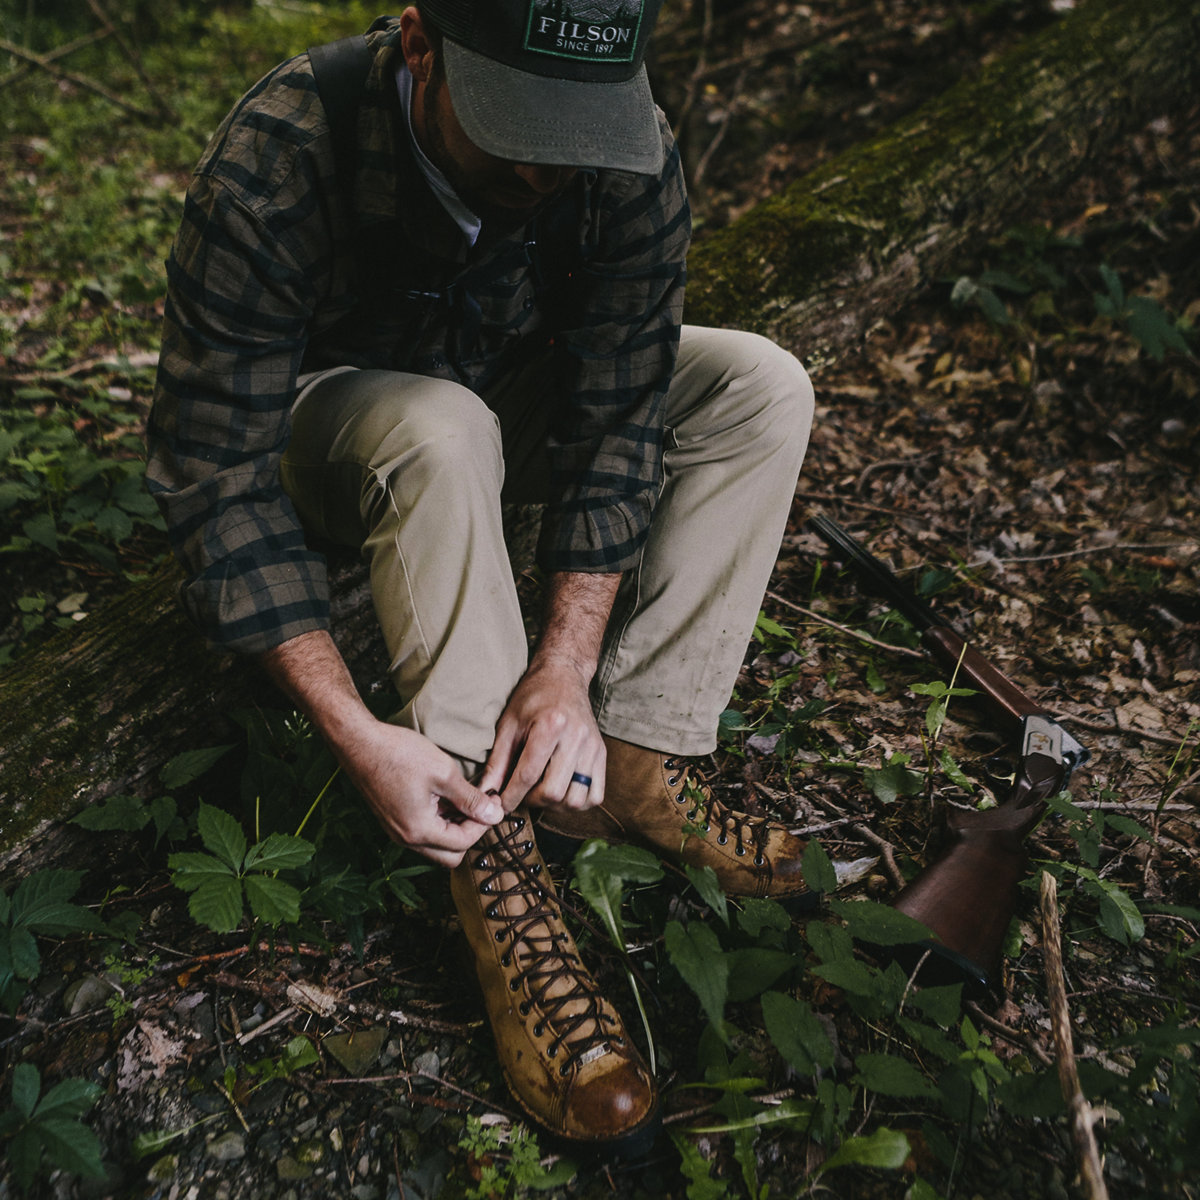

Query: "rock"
<box><xmin>63</xmin><ymin>974</ymin><xmax>118</xmax><ymax>1015</ymax></box>
<box><xmin>146</xmin><ymin>1154</ymin><xmax>178</xmax><ymax>1184</ymax></box>
<box><xmin>205</xmin><ymin>1131</ymin><xmax>246</xmax><ymax>1162</ymax></box>
<box><xmin>323</xmin><ymin>1027</ymin><xmax>388</xmax><ymax>1076</ymax></box>
<box><xmin>276</xmin><ymin>1155</ymin><xmax>313</xmax><ymax>1181</ymax></box>
<box><xmin>410</xmin><ymin>1050</ymin><xmax>440</xmax><ymax>1086</ymax></box>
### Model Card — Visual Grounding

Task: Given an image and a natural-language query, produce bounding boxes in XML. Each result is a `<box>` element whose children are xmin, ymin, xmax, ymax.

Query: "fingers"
<box><xmin>502</xmin><ymin>726</ymin><xmax>605</xmax><ymax>811</ymax></box>
<box><xmin>479</xmin><ymin>722</ymin><xmax>518</xmax><ymax>797</ymax></box>
<box><xmin>439</xmin><ymin>772</ymin><xmax>505</xmax><ymax>826</ymax></box>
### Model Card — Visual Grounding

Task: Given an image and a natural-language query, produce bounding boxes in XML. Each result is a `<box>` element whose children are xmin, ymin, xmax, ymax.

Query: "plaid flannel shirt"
<box><xmin>148</xmin><ymin>18</ymin><xmax>690</xmax><ymax>654</ymax></box>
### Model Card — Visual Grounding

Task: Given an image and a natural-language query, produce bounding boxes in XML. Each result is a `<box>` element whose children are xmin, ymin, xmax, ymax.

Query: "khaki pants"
<box><xmin>281</xmin><ymin>326</ymin><xmax>813</xmax><ymax>769</ymax></box>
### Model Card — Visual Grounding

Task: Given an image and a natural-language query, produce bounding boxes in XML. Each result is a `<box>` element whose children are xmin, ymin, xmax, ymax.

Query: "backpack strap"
<box><xmin>307</xmin><ymin>33</ymin><xmax>373</xmax><ymax>201</ymax></box>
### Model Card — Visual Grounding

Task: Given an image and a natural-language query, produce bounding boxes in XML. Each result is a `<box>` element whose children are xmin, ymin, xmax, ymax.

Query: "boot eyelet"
<box><xmin>717</xmin><ymin>833</ymin><xmax>728</xmax><ymax>845</ymax></box>
<box><xmin>559</xmin><ymin>1065</ymin><xmax>571</xmax><ymax>1077</ymax></box>
<box><xmin>509</xmin><ymin>979</ymin><xmax>520</xmax><ymax>991</ymax></box>
<box><xmin>523</xmin><ymin>841</ymin><xmax>534</xmax><ymax>853</ymax></box>
<box><xmin>735</xmin><ymin>845</ymin><xmax>746</xmax><ymax>856</ymax></box>
<box><xmin>534</xmin><ymin>1023</ymin><xmax>544</xmax><ymax>1037</ymax></box>
<box><xmin>500</xmin><ymin>954</ymin><xmax>511</xmax><ymax>967</ymax></box>
<box><xmin>754</xmin><ymin>854</ymin><xmax>765</xmax><ymax>866</ymax></box>
<box><xmin>667</xmin><ymin>774</ymin><xmax>680</xmax><ymax>787</ymax></box>
<box><xmin>494</xmin><ymin>930</ymin><xmax>507</xmax><ymax>942</ymax></box>
<box><xmin>519</xmin><ymin>1001</ymin><xmax>530</xmax><ymax>1015</ymax></box>
<box><xmin>548</xmin><ymin>1046</ymin><xmax>558</xmax><ymax>1058</ymax></box>
<box><xmin>486</xmin><ymin>904</ymin><xmax>498</xmax><ymax>918</ymax></box>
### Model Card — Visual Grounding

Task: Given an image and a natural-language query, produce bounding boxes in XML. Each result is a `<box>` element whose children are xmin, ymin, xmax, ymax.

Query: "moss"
<box><xmin>686</xmin><ymin>0</ymin><xmax>1200</xmax><ymax>333</ymax></box>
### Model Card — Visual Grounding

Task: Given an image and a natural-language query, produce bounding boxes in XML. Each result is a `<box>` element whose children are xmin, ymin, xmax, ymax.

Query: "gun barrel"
<box><xmin>808</xmin><ymin>514</ymin><xmax>943</xmax><ymax>630</ymax></box>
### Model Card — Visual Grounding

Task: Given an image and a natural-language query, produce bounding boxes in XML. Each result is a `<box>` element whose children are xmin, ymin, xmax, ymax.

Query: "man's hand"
<box><xmin>480</xmin><ymin>658</ymin><xmax>605</xmax><ymax>811</ymax></box>
<box><xmin>336</xmin><ymin>719</ymin><xmax>502</xmax><ymax>867</ymax></box>
<box><xmin>259</xmin><ymin>631</ymin><xmax>502</xmax><ymax>867</ymax></box>
<box><xmin>480</xmin><ymin>570</ymin><xmax>620</xmax><ymax>812</ymax></box>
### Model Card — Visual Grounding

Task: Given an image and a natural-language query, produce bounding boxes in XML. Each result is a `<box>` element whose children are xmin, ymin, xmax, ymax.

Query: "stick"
<box><xmin>0</xmin><ymin>28</ymin><xmax>111</xmax><ymax>90</ymax></box>
<box><xmin>83</xmin><ymin>0</ymin><xmax>176</xmax><ymax>119</ymax></box>
<box><xmin>1039</xmin><ymin>871</ymin><xmax>1109</xmax><ymax>1200</ymax></box>
<box><xmin>764</xmin><ymin>589</ymin><xmax>926</xmax><ymax>659</ymax></box>
<box><xmin>0</xmin><ymin>35</ymin><xmax>158</xmax><ymax>120</ymax></box>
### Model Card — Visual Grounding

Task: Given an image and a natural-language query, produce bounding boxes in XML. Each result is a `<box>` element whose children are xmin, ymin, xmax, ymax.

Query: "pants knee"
<box><xmin>677</xmin><ymin>328</ymin><xmax>813</xmax><ymax>463</ymax></box>
<box><xmin>364</xmin><ymin>378</ymin><xmax>503</xmax><ymax>479</ymax></box>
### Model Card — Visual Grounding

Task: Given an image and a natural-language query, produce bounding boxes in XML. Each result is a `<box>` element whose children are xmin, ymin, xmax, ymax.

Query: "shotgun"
<box><xmin>809</xmin><ymin>515</ymin><xmax>1088</xmax><ymax>995</ymax></box>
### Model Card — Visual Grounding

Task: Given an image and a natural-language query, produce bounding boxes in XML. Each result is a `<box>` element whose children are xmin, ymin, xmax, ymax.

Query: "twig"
<box><xmin>855</xmin><ymin>452</ymin><xmax>940</xmax><ymax>494</ymax></box>
<box><xmin>236</xmin><ymin>1005</ymin><xmax>298</xmax><ymax>1046</ymax></box>
<box><xmin>1065</xmin><ymin>713</ymin><xmax>1189</xmax><ymax>748</ymax></box>
<box><xmin>84</xmin><ymin>0</ymin><xmax>176</xmax><ymax>119</ymax></box>
<box><xmin>0</xmin><ymin>27</ymin><xmax>111</xmax><ymax>90</ymax></box>
<box><xmin>793</xmin><ymin>490</ymin><xmax>926</xmax><ymax>518</ymax></box>
<box><xmin>969</xmin><ymin>540</ymin><xmax>1196</xmax><ymax>566</ymax></box>
<box><xmin>1039</xmin><ymin>871</ymin><xmax>1110</xmax><ymax>1200</ymax></box>
<box><xmin>2</xmin><ymin>349</ymin><xmax>160</xmax><ymax>384</ymax></box>
<box><xmin>323</xmin><ymin>1069</ymin><xmax>524</xmax><ymax>1123</ymax></box>
<box><xmin>966</xmin><ymin>1001</ymin><xmax>1054</xmax><ymax>1068</ymax></box>
<box><xmin>0</xmin><ymin>36</ymin><xmax>158</xmax><ymax>119</ymax></box>
<box><xmin>764</xmin><ymin>589</ymin><xmax>926</xmax><ymax>659</ymax></box>
<box><xmin>850</xmin><ymin>823</ymin><xmax>904</xmax><ymax>889</ymax></box>
<box><xmin>693</xmin><ymin>67</ymin><xmax>745</xmax><ymax>186</ymax></box>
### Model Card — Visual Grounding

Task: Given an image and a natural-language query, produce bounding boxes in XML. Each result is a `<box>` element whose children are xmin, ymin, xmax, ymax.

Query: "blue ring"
<box><xmin>570</xmin><ymin>772</ymin><xmax>593</xmax><ymax>788</ymax></box>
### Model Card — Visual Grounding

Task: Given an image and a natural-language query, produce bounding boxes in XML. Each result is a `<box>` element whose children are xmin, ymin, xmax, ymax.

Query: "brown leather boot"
<box><xmin>537</xmin><ymin>736</ymin><xmax>816</xmax><ymax>906</ymax></box>
<box><xmin>450</xmin><ymin>810</ymin><xmax>659</xmax><ymax>1156</ymax></box>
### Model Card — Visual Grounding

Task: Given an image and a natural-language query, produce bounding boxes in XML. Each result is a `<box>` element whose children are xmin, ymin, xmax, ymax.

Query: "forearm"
<box><xmin>258</xmin><ymin>630</ymin><xmax>377</xmax><ymax>756</ymax></box>
<box><xmin>532</xmin><ymin>570</ymin><xmax>621</xmax><ymax>682</ymax></box>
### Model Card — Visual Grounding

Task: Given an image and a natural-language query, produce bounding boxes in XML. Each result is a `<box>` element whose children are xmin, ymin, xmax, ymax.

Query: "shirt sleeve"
<box><xmin>147</xmin><ymin>171</ymin><xmax>330</xmax><ymax>655</ymax></box>
<box><xmin>536</xmin><ymin>116</ymin><xmax>691</xmax><ymax>574</ymax></box>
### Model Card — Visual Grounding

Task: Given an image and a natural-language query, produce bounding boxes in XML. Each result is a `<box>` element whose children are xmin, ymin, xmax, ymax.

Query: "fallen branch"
<box><xmin>0</xmin><ymin>27</ymin><xmax>112</xmax><ymax>90</ymax></box>
<box><xmin>0</xmin><ymin>35</ymin><xmax>159</xmax><ymax>120</ymax></box>
<box><xmin>84</xmin><ymin>0</ymin><xmax>176</xmax><ymax>120</ymax></box>
<box><xmin>1039</xmin><ymin>870</ymin><xmax>1110</xmax><ymax>1200</ymax></box>
<box><xmin>764</xmin><ymin>588</ymin><xmax>926</xmax><ymax>659</ymax></box>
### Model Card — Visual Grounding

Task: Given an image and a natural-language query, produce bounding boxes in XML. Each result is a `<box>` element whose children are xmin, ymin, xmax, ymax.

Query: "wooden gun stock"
<box><xmin>809</xmin><ymin>516</ymin><xmax>1088</xmax><ymax>994</ymax></box>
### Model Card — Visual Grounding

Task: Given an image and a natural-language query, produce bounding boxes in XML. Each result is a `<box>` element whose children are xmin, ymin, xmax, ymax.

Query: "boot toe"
<box><xmin>560</xmin><ymin>1054</ymin><xmax>660</xmax><ymax>1157</ymax></box>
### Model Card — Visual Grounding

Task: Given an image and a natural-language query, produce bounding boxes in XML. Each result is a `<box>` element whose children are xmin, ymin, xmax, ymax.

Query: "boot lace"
<box><xmin>474</xmin><ymin>815</ymin><xmax>622</xmax><ymax>1074</ymax></box>
<box><xmin>663</xmin><ymin>757</ymin><xmax>773</xmax><ymax>868</ymax></box>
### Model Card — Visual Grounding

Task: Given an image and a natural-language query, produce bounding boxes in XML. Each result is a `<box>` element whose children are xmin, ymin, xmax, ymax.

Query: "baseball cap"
<box><xmin>419</xmin><ymin>0</ymin><xmax>666</xmax><ymax>175</ymax></box>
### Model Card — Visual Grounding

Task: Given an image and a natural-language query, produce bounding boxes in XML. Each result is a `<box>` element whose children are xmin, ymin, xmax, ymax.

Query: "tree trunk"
<box><xmin>2</xmin><ymin>0</ymin><xmax>1196</xmax><ymax>864</ymax></box>
<box><xmin>683</xmin><ymin>0</ymin><xmax>1200</xmax><ymax>358</ymax></box>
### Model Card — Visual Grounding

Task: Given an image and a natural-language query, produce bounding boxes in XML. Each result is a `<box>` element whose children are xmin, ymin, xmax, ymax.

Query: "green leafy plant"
<box><xmin>0</xmin><ymin>1063</ymin><xmax>105</xmax><ymax>1192</ymax></box>
<box><xmin>458</xmin><ymin>1115</ymin><xmax>575</xmax><ymax>1199</ymax></box>
<box><xmin>1093</xmin><ymin>263</ymin><xmax>1194</xmax><ymax>361</ymax></box>
<box><xmin>72</xmin><ymin>745</ymin><xmax>232</xmax><ymax>846</ymax></box>
<box><xmin>102</xmin><ymin>952</ymin><xmax>159</xmax><ymax>1023</ymax></box>
<box><xmin>0</xmin><ymin>402</ymin><xmax>164</xmax><ymax>571</ymax></box>
<box><xmin>572</xmin><ymin>840</ymin><xmax>664</xmax><ymax>1070</ymax></box>
<box><xmin>717</xmin><ymin>612</ymin><xmax>826</xmax><ymax>769</ymax></box>
<box><xmin>168</xmin><ymin>802</ymin><xmax>314</xmax><ymax>934</ymax></box>
<box><xmin>0</xmin><ymin>869</ymin><xmax>105</xmax><ymax>1014</ymax></box>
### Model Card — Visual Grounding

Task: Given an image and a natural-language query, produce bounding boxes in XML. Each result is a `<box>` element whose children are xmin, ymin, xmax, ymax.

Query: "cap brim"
<box><xmin>442</xmin><ymin>40</ymin><xmax>664</xmax><ymax>176</ymax></box>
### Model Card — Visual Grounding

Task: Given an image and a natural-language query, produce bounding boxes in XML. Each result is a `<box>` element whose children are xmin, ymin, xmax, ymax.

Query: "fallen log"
<box><xmin>2</xmin><ymin>0</ymin><xmax>1197</xmax><ymax>864</ymax></box>
<box><xmin>684</xmin><ymin>0</ymin><xmax>1200</xmax><ymax>361</ymax></box>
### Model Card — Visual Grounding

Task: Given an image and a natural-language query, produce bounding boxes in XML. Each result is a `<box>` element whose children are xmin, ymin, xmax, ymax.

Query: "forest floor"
<box><xmin>1</xmin><ymin>2</ymin><xmax>1198</xmax><ymax>1199</ymax></box>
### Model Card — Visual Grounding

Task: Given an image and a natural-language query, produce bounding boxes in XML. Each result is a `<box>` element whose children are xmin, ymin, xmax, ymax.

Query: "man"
<box><xmin>149</xmin><ymin>0</ymin><xmax>816</xmax><ymax>1156</ymax></box>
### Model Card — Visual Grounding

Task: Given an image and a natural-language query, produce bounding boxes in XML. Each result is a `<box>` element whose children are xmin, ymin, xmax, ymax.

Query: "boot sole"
<box><xmin>534</xmin><ymin>821</ymin><xmax>822</xmax><ymax>915</ymax></box>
